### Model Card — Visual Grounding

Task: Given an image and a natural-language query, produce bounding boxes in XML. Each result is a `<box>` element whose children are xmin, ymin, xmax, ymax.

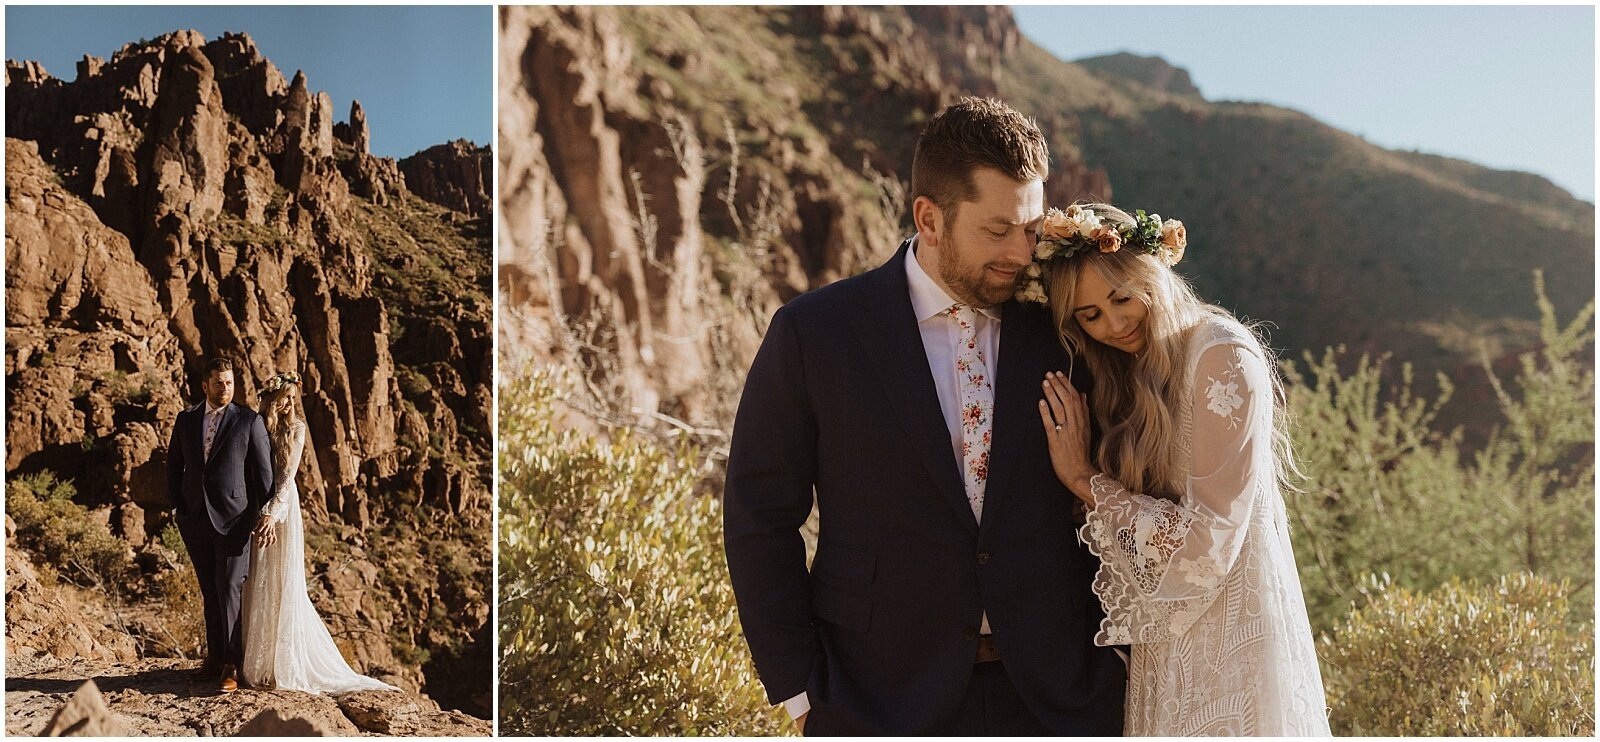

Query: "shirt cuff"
<box><xmin>781</xmin><ymin>691</ymin><xmax>811</xmax><ymax>719</ymax></box>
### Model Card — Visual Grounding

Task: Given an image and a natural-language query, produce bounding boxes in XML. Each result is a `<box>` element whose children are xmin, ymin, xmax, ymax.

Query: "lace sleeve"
<box><xmin>1077</xmin><ymin>340</ymin><xmax>1272</xmax><ymax>644</ymax></box>
<box><xmin>263</xmin><ymin>421</ymin><xmax>305</xmax><ymax>522</ymax></box>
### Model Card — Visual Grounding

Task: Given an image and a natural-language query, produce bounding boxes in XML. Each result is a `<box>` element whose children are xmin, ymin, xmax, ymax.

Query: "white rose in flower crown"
<box><xmin>1035</xmin><ymin>239</ymin><xmax>1062</xmax><ymax>261</ymax></box>
<box><xmin>1016</xmin><ymin>279</ymin><xmax>1048</xmax><ymax>304</ymax></box>
<box><xmin>1060</xmin><ymin>204</ymin><xmax>1101</xmax><ymax>237</ymax></box>
<box><xmin>1025</xmin><ymin>261</ymin><xmax>1042</xmax><ymax>279</ymax></box>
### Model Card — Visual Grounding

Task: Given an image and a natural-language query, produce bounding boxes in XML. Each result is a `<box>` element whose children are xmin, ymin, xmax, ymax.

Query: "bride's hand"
<box><xmin>252</xmin><ymin>513</ymin><xmax>277</xmax><ymax>547</ymax></box>
<box><xmin>1039</xmin><ymin>372</ymin><xmax>1098</xmax><ymax>505</ymax></box>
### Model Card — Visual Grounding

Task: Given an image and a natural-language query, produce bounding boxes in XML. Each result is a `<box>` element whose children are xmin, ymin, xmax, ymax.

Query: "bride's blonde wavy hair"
<box><xmin>260</xmin><ymin>385</ymin><xmax>304</xmax><ymax>476</ymax></box>
<box><xmin>1045</xmin><ymin>203</ymin><xmax>1298</xmax><ymax>499</ymax></box>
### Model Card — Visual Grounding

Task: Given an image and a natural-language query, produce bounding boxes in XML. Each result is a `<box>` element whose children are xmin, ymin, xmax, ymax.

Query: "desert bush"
<box><xmin>498</xmin><ymin>367</ymin><xmax>787</xmax><ymax>736</ymax></box>
<box><xmin>1285</xmin><ymin>274</ymin><xmax>1594</xmax><ymax>633</ymax></box>
<box><xmin>1320</xmin><ymin>573</ymin><xmax>1594</xmax><ymax>736</ymax></box>
<box><xmin>101</xmin><ymin>369</ymin><xmax>158</xmax><ymax>406</ymax></box>
<box><xmin>151</xmin><ymin>525</ymin><xmax>206</xmax><ymax>659</ymax></box>
<box><xmin>6</xmin><ymin>471</ymin><xmax>128</xmax><ymax>587</ymax></box>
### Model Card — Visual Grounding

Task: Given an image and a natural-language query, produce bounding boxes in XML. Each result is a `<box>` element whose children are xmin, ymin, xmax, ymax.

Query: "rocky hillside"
<box><xmin>499</xmin><ymin>5</ymin><xmax>1592</xmax><ymax>439</ymax></box>
<box><xmin>997</xmin><ymin>38</ymin><xmax>1593</xmax><ymax>432</ymax></box>
<box><xmin>5</xmin><ymin>30</ymin><xmax>491</xmax><ymax>718</ymax></box>
<box><xmin>499</xmin><ymin>5</ymin><xmax>1107</xmax><ymax>432</ymax></box>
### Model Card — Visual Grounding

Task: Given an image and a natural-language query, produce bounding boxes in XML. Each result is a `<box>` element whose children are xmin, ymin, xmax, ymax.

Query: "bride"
<box><xmin>241</xmin><ymin>371</ymin><xmax>396</xmax><ymax>695</ymax></box>
<box><xmin>1023</xmin><ymin>204</ymin><xmax>1330</xmax><ymax>735</ymax></box>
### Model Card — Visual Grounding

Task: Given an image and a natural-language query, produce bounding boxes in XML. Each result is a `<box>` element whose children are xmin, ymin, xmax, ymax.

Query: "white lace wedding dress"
<box><xmin>1077</xmin><ymin>318</ymin><xmax>1330</xmax><ymax>735</ymax></box>
<box><xmin>241</xmin><ymin>419</ymin><xmax>396</xmax><ymax>695</ymax></box>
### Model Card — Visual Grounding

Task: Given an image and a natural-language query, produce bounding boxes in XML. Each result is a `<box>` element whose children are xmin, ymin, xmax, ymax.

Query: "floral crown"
<box><xmin>1014</xmin><ymin>204</ymin><xmax>1188</xmax><ymax>304</ymax></box>
<box><xmin>262</xmin><ymin>371</ymin><xmax>301</xmax><ymax>393</ymax></box>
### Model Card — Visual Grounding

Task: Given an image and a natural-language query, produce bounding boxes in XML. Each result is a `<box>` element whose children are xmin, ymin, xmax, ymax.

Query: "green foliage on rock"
<box><xmin>1320</xmin><ymin>573</ymin><xmax>1594</xmax><ymax>736</ymax></box>
<box><xmin>498</xmin><ymin>368</ymin><xmax>787</xmax><ymax>736</ymax></box>
<box><xmin>6</xmin><ymin>471</ymin><xmax>128</xmax><ymax>587</ymax></box>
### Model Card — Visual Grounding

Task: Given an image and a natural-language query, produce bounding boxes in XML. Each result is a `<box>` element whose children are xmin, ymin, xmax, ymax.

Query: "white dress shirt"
<box><xmin>783</xmin><ymin>236</ymin><xmax>1002</xmax><ymax>720</ymax></box>
<box><xmin>904</xmin><ymin>235</ymin><xmax>1002</xmax><ymax>475</ymax></box>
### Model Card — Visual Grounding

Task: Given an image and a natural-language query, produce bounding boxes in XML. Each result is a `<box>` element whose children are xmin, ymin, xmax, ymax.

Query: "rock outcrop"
<box><xmin>398</xmin><ymin>140</ymin><xmax>492</xmax><ymax>218</ymax></box>
<box><xmin>5</xmin><ymin>544</ymin><xmax>140</xmax><ymax>665</ymax></box>
<box><xmin>1075</xmin><ymin>52</ymin><xmax>1204</xmax><ymax>98</ymax></box>
<box><xmin>497</xmin><ymin>6</ymin><xmax>1110</xmax><ymax>429</ymax></box>
<box><xmin>6</xmin><ymin>29</ymin><xmax>491</xmax><ymax>719</ymax></box>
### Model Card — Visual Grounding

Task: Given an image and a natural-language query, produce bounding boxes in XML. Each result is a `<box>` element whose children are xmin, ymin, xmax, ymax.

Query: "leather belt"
<box><xmin>975</xmin><ymin>634</ymin><xmax>1000</xmax><ymax>663</ymax></box>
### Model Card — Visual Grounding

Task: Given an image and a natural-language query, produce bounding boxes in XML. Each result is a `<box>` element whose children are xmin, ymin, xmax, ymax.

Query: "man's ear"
<box><xmin>912</xmin><ymin>196</ymin><xmax>943</xmax><ymax>247</ymax></box>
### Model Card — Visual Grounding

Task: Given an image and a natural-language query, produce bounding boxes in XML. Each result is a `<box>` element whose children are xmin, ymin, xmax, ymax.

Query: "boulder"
<box><xmin>233</xmin><ymin>708</ymin><xmax>342</xmax><ymax>737</ymax></box>
<box><xmin>40</xmin><ymin>680</ymin><xmax>129</xmax><ymax>737</ymax></box>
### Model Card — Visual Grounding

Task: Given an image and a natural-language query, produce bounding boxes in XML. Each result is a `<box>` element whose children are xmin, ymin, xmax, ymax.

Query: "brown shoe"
<box><xmin>219</xmin><ymin>664</ymin><xmax>238</xmax><ymax>693</ymax></box>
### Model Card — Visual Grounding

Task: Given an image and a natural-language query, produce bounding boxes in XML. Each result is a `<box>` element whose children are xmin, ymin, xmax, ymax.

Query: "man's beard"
<box><xmin>938</xmin><ymin>235</ymin><xmax>1024</xmax><ymax>308</ymax></box>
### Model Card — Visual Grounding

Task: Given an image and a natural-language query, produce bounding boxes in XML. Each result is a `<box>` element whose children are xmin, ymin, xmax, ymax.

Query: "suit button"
<box><xmin>963</xmin><ymin>628</ymin><xmax>977</xmax><ymax>641</ymax></box>
<box><xmin>977</xmin><ymin>551</ymin><xmax>990</xmax><ymax>565</ymax></box>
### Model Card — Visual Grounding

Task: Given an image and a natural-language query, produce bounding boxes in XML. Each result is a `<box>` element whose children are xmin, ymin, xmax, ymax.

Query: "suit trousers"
<box><xmin>805</xmin><ymin>660</ymin><xmax>1052</xmax><ymax>736</ymax></box>
<box><xmin>178</xmin><ymin>514</ymin><xmax>251</xmax><ymax>668</ymax></box>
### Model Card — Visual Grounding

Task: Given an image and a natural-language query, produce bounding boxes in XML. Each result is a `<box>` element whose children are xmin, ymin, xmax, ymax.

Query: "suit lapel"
<box><xmin>978</xmin><ymin>300</ymin><xmax>1043</xmax><ymax>543</ymax></box>
<box><xmin>186</xmin><ymin>405</ymin><xmax>206</xmax><ymax>465</ymax></box>
<box><xmin>853</xmin><ymin>241</ymin><xmax>979</xmax><ymax>536</ymax></box>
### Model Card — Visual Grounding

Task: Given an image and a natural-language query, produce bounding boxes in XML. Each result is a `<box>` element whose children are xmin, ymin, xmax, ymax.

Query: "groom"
<box><xmin>165</xmin><ymin>356</ymin><xmax>273</xmax><ymax>693</ymax></box>
<box><xmin>724</xmin><ymin>98</ymin><xmax>1126</xmax><ymax>734</ymax></box>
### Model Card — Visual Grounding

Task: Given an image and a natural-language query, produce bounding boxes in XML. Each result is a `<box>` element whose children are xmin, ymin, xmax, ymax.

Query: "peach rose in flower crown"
<box><xmin>1041</xmin><ymin>208</ymin><xmax>1075</xmax><ymax>241</ymax></box>
<box><xmin>1160</xmin><ymin>218</ymin><xmax>1187</xmax><ymax>265</ymax></box>
<box><xmin>1092</xmin><ymin>224</ymin><xmax>1123</xmax><ymax>253</ymax></box>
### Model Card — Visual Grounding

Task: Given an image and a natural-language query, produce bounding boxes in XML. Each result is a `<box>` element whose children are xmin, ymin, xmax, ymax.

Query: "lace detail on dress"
<box><xmin>1078</xmin><ymin>475</ymin><xmax>1217</xmax><ymax>644</ymax></box>
<box><xmin>1203</xmin><ymin>368</ymin><xmax>1246</xmax><ymax>427</ymax></box>
<box><xmin>1074</xmin><ymin>317</ymin><xmax>1331</xmax><ymax>735</ymax></box>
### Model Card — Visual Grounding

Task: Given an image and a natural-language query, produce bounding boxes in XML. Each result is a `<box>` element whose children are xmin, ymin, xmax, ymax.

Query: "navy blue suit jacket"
<box><xmin>723</xmin><ymin>241</ymin><xmax>1126</xmax><ymax>734</ymax></box>
<box><xmin>166</xmin><ymin>401</ymin><xmax>274</xmax><ymax>537</ymax></box>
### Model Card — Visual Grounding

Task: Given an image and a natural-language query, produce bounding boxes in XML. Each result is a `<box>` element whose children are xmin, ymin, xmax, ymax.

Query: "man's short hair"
<box><xmin>911</xmin><ymin>97</ymin><xmax>1050</xmax><ymax>220</ymax></box>
<box><xmin>203</xmin><ymin>356</ymin><xmax>235</xmax><ymax>380</ymax></box>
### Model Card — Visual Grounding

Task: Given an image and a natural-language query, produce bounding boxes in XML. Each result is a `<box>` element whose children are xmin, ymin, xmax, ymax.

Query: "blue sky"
<box><xmin>1012</xmin><ymin>5</ymin><xmax>1595</xmax><ymax>202</ymax></box>
<box><xmin>4</xmin><ymin>5</ymin><xmax>491</xmax><ymax>159</ymax></box>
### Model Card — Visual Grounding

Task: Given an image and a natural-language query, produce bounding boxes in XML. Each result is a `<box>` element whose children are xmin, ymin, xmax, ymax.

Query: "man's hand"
<box><xmin>252</xmin><ymin>513</ymin><xmax>277</xmax><ymax>547</ymax></box>
<box><xmin>794</xmin><ymin>712</ymin><xmax>807</xmax><ymax>736</ymax></box>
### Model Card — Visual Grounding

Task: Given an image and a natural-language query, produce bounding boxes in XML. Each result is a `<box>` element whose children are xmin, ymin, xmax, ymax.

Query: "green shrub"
<box><xmin>6</xmin><ymin>471</ymin><xmax>128</xmax><ymax>587</ymax></box>
<box><xmin>498</xmin><ymin>368</ymin><xmax>787</xmax><ymax>736</ymax></box>
<box><xmin>159</xmin><ymin>522</ymin><xmax>189</xmax><ymax>565</ymax></box>
<box><xmin>1321</xmin><ymin>573</ymin><xmax>1594</xmax><ymax>736</ymax></box>
<box><xmin>1285</xmin><ymin>274</ymin><xmax>1594</xmax><ymax>633</ymax></box>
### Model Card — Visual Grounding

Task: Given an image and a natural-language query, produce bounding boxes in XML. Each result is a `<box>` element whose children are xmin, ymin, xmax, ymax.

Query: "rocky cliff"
<box><xmin>5</xmin><ymin>30</ymin><xmax>491</xmax><ymax>718</ymax></box>
<box><xmin>498</xmin><ymin>5</ymin><xmax>1108</xmax><ymax>431</ymax></box>
<box><xmin>399</xmin><ymin>140</ymin><xmax>492</xmax><ymax>219</ymax></box>
<box><xmin>499</xmin><ymin>6</ymin><xmax>1592</xmax><ymax>439</ymax></box>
